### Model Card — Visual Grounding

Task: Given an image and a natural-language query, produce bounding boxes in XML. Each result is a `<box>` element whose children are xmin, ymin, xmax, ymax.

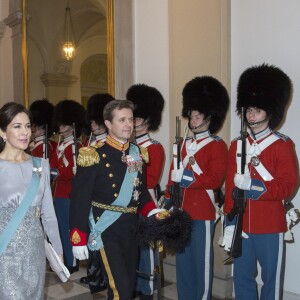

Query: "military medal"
<box><xmin>126</xmin><ymin>154</ymin><xmax>143</xmax><ymax>173</ymax></box>
<box><xmin>251</xmin><ymin>156</ymin><xmax>260</xmax><ymax>166</ymax></box>
<box><xmin>121</xmin><ymin>150</ymin><xmax>127</xmax><ymax>163</ymax></box>
<box><xmin>189</xmin><ymin>156</ymin><xmax>196</xmax><ymax>165</ymax></box>
<box><xmin>90</xmin><ymin>234</ymin><xmax>97</xmax><ymax>247</ymax></box>
<box><xmin>133</xmin><ymin>190</ymin><xmax>140</xmax><ymax>201</ymax></box>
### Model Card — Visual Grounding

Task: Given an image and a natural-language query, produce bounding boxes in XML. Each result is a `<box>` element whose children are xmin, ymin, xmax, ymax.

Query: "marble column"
<box><xmin>3</xmin><ymin>11</ymin><xmax>23</xmax><ymax>104</ymax></box>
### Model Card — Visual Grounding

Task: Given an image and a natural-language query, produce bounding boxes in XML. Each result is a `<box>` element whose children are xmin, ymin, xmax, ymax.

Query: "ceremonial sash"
<box><xmin>183</xmin><ymin>137</ymin><xmax>213</xmax><ymax>175</ymax></box>
<box><xmin>88</xmin><ymin>144</ymin><xmax>139</xmax><ymax>251</ymax></box>
<box><xmin>236</xmin><ymin>134</ymin><xmax>279</xmax><ymax>181</ymax></box>
<box><xmin>0</xmin><ymin>157</ymin><xmax>41</xmax><ymax>256</ymax></box>
<box><xmin>182</xmin><ymin>137</ymin><xmax>218</xmax><ymax>216</ymax></box>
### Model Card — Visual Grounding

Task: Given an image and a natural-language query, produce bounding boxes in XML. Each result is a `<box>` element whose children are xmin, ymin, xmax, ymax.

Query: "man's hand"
<box><xmin>171</xmin><ymin>164</ymin><xmax>184</xmax><ymax>183</ymax></box>
<box><xmin>147</xmin><ymin>208</ymin><xmax>167</xmax><ymax>218</ymax></box>
<box><xmin>221</xmin><ymin>225</ymin><xmax>235</xmax><ymax>251</ymax></box>
<box><xmin>288</xmin><ymin>208</ymin><xmax>300</xmax><ymax>224</ymax></box>
<box><xmin>234</xmin><ymin>174</ymin><xmax>251</xmax><ymax>190</ymax></box>
<box><xmin>72</xmin><ymin>246</ymin><xmax>89</xmax><ymax>260</ymax></box>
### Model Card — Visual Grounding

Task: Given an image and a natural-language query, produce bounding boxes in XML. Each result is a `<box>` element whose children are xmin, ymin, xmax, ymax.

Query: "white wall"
<box><xmin>133</xmin><ymin>0</ymin><xmax>170</xmax><ymax>188</ymax></box>
<box><xmin>231</xmin><ymin>0</ymin><xmax>300</xmax><ymax>297</ymax></box>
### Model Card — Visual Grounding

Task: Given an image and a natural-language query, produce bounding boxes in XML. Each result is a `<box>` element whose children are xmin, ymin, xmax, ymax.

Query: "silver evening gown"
<box><xmin>0</xmin><ymin>157</ymin><xmax>62</xmax><ymax>300</ymax></box>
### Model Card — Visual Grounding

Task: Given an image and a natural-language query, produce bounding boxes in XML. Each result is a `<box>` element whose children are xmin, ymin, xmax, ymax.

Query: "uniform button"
<box><xmin>106</xmin><ymin>163</ymin><xmax>110</xmax><ymax>167</ymax></box>
<box><xmin>96</xmin><ymin>217</ymin><xmax>100</xmax><ymax>221</ymax></box>
<box><xmin>102</xmin><ymin>153</ymin><xmax>107</xmax><ymax>158</ymax></box>
<box><xmin>109</xmin><ymin>173</ymin><xmax>113</xmax><ymax>178</ymax></box>
<box><xmin>112</xmin><ymin>183</ymin><xmax>116</xmax><ymax>188</ymax></box>
<box><xmin>114</xmin><ymin>193</ymin><xmax>118</xmax><ymax>197</ymax></box>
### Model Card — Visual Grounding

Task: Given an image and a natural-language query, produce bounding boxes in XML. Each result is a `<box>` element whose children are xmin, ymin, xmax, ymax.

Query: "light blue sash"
<box><xmin>0</xmin><ymin>157</ymin><xmax>41</xmax><ymax>256</ymax></box>
<box><xmin>88</xmin><ymin>144</ymin><xmax>139</xmax><ymax>251</ymax></box>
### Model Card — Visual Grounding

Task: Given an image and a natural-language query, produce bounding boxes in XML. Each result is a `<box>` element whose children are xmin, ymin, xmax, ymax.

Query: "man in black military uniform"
<box><xmin>79</xmin><ymin>93</ymin><xmax>114</xmax><ymax>293</ymax></box>
<box><xmin>70</xmin><ymin>100</ymin><xmax>159</xmax><ymax>300</ymax></box>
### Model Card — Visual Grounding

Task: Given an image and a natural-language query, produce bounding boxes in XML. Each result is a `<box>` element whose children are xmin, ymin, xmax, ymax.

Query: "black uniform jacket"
<box><xmin>69</xmin><ymin>139</ymin><xmax>154</xmax><ymax>245</ymax></box>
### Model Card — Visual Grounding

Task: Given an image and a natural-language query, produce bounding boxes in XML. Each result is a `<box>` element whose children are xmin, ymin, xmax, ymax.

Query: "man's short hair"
<box><xmin>103</xmin><ymin>100</ymin><xmax>134</xmax><ymax>122</ymax></box>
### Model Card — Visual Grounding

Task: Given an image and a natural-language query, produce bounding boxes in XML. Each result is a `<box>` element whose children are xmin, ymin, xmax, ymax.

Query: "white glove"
<box><xmin>287</xmin><ymin>208</ymin><xmax>300</xmax><ymax>224</ymax></box>
<box><xmin>72</xmin><ymin>246</ymin><xmax>89</xmax><ymax>260</ymax></box>
<box><xmin>221</xmin><ymin>225</ymin><xmax>234</xmax><ymax>251</ymax></box>
<box><xmin>242</xmin><ymin>231</ymin><xmax>249</xmax><ymax>239</ymax></box>
<box><xmin>171</xmin><ymin>163</ymin><xmax>184</xmax><ymax>183</ymax></box>
<box><xmin>234</xmin><ymin>173</ymin><xmax>251</xmax><ymax>190</ymax></box>
<box><xmin>147</xmin><ymin>208</ymin><xmax>166</xmax><ymax>217</ymax></box>
<box><xmin>284</xmin><ymin>229</ymin><xmax>294</xmax><ymax>242</ymax></box>
<box><xmin>72</xmin><ymin>166</ymin><xmax>77</xmax><ymax>175</ymax></box>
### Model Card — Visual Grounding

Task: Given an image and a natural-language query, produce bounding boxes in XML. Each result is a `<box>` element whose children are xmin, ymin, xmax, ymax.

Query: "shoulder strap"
<box><xmin>0</xmin><ymin>157</ymin><xmax>41</xmax><ymax>256</ymax></box>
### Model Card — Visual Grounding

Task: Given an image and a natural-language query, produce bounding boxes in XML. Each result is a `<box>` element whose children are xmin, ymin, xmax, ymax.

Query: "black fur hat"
<box><xmin>237</xmin><ymin>63</ymin><xmax>292</xmax><ymax>130</ymax></box>
<box><xmin>29</xmin><ymin>99</ymin><xmax>54</xmax><ymax>135</ymax></box>
<box><xmin>87</xmin><ymin>93</ymin><xmax>114</xmax><ymax>125</ymax></box>
<box><xmin>138</xmin><ymin>207</ymin><xmax>192</xmax><ymax>252</ymax></box>
<box><xmin>53</xmin><ymin>100</ymin><xmax>87</xmax><ymax>137</ymax></box>
<box><xmin>182</xmin><ymin>76</ymin><xmax>229</xmax><ymax>134</ymax></box>
<box><xmin>126</xmin><ymin>84</ymin><xmax>165</xmax><ymax>131</ymax></box>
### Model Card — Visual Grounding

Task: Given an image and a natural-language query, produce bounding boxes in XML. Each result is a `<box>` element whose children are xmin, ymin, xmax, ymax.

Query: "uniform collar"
<box><xmin>250</xmin><ymin>127</ymin><xmax>272</xmax><ymax>142</ymax></box>
<box><xmin>106</xmin><ymin>134</ymin><xmax>129</xmax><ymax>152</ymax></box>
<box><xmin>34</xmin><ymin>135</ymin><xmax>45</xmax><ymax>142</ymax></box>
<box><xmin>63</xmin><ymin>134</ymin><xmax>74</xmax><ymax>143</ymax></box>
<box><xmin>194</xmin><ymin>130</ymin><xmax>210</xmax><ymax>141</ymax></box>
<box><xmin>94</xmin><ymin>132</ymin><xmax>107</xmax><ymax>142</ymax></box>
<box><xmin>135</xmin><ymin>133</ymin><xmax>150</xmax><ymax>145</ymax></box>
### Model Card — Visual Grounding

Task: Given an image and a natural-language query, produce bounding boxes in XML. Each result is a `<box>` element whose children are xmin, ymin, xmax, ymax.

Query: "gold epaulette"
<box><xmin>77</xmin><ymin>146</ymin><xmax>100</xmax><ymax>167</ymax></box>
<box><xmin>49</xmin><ymin>133</ymin><xmax>60</xmax><ymax>143</ymax></box>
<box><xmin>71</xmin><ymin>230</ymin><xmax>81</xmax><ymax>244</ymax></box>
<box><xmin>139</xmin><ymin>146</ymin><xmax>149</xmax><ymax>163</ymax></box>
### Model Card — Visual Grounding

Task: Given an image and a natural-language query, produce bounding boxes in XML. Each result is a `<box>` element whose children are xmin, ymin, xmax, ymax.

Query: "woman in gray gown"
<box><xmin>0</xmin><ymin>102</ymin><xmax>63</xmax><ymax>300</ymax></box>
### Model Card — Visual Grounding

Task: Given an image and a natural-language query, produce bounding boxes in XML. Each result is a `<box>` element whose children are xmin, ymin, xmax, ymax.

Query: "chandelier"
<box><xmin>62</xmin><ymin>2</ymin><xmax>75</xmax><ymax>60</ymax></box>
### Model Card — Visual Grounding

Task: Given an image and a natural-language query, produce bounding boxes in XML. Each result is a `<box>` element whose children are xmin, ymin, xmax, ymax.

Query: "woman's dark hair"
<box><xmin>0</xmin><ymin>102</ymin><xmax>30</xmax><ymax>152</ymax></box>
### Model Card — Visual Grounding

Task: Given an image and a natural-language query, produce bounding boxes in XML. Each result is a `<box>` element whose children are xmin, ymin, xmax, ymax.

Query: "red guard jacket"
<box><xmin>224</xmin><ymin>128</ymin><xmax>298</xmax><ymax>234</ymax></box>
<box><xmin>31</xmin><ymin>136</ymin><xmax>57</xmax><ymax>162</ymax></box>
<box><xmin>165</xmin><ymin>131</ymin><xmax>227</xmax><ymax>221</ymax></box>
<box><xmin>50</xmin><ymin>135</ymin><xmax>82</xmax><ymax>198</ymax></box>
<box><xmin>136</xmin><ymin>133</ymin><xmax>165</xmax><ymax>201</ymax></box>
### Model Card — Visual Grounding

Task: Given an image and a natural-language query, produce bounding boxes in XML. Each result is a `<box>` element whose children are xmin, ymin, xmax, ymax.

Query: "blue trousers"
<box><xmin>54</xmin><ymin>198</ymin><xmax>76</xmax><ymax>267</ymax></box>
<box><xmin>234</xmin><ymin>233</ymin><xmax>284</xmax><ymax>300</ymax></box>
<box><xmin>176</xmin><ymin>220</ymin><xmax>214</xmax><ymax>300</ymax></box>
<box><xmin>136</xmin><ymin>246</ymin><xmax>155</xmax><ymax>295</ymax></box>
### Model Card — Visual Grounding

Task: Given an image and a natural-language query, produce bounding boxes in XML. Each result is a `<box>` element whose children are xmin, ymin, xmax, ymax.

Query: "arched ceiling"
<box><xmin>27</xmin><ymin>0</ymin><xmax>107</xmax><ymax>47</ymax></box>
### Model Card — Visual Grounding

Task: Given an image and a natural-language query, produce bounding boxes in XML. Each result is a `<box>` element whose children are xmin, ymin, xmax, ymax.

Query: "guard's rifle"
<box><xmin>167</xmin><ymin>116</ymin><xmax>183</xmax><ymax>209</ymax></box>
<box><xmin>44</xmin><ymin>124</ymin><xmax>49</xmax><ymax>160</ymax></box>
<box><xmin>224</xmin><ymin>107</ymin><xmax>247</xmax><ymax>264</ymax></box>
<box><xmin>72</xmin><ymin>123</ymin><xmax>78</xmax><ymax>173</ymax></box>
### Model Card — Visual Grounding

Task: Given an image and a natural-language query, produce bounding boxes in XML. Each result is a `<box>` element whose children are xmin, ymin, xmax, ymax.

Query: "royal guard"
<box><xmin>126</xmin><ymin>83</ymin><xmax>165</xmax><ymax>300</ymax></box>
<box><xmin>29</xmin><ymin>99</ymin><xmax>56</xmax><ymax>161</ymax></box>
<box><xmin>223</xmin><ymin>64</ymin><xmax>299</xmax><ymax>299</ymax></box>
<box><xmin>50</xmin><ymin>99</ymin><xmax>87</xmax><ymax>273</ymax></box>
<box><xmin>165</xmin><ymin>76</ymin><xmax>229</xmax><ymax>299</ymax></box>
<box><xmin>84</xmin><ymin>93</ymin><xmax>114</xmax><ymax>147</ymax></box>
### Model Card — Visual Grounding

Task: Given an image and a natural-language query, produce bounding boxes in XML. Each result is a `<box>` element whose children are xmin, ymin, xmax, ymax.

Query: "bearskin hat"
<box><xmin>53</xmin><ymin>100</ymin><xmax>87</xmax><ymax>138</ymax></box>
<box><xmin>182</xmin><ymin>76</ymin><xmax>229</xmax><ymax>134</ymax></box>
<box><xmin>126</xmin><ymin>84</ymin><xmax>165</xmax><ymax>131</ymax></box>
<box><xmin>87</xmin><ymin>93</ymin><xmax>114</xmax><ymax>125</ymax></box>
<box><xmin>237</xmin><ymin>63</ymin><xmax>292</xmax><ymax>130</ymax></box>
<box><xmin>29</xmin><ymin>99</ymin><xmax>54</xmax><ymax>135</ymax></box>
<box><xmin>138</xmin><ymin>207</ymin><xmax>192</xmax><ymax>253</ymax></box>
